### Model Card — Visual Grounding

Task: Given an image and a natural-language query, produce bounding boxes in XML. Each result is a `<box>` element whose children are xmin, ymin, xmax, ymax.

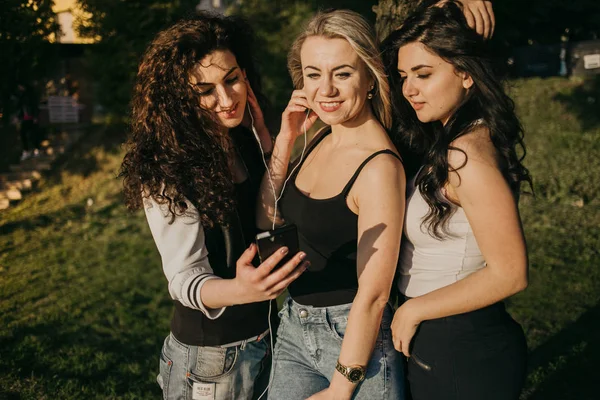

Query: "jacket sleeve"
<box><xmin>143</xmin><ymin>197</ymin><xmax>227</xmax><ymax>320</ymax></box>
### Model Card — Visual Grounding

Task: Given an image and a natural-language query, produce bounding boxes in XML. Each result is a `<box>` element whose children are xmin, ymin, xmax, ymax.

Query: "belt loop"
<box><xmin>240</xmin><ymin>339</ymin><xmax>247</xmax><ymax>350</ymax></box>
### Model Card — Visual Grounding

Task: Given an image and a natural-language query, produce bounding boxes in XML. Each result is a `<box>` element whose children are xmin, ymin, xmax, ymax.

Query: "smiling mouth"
<box><xmin>218</xmin><ymin>103</ymin><xmax>239</xmax><ymax>118</ymax></box>
<box><xmin>318</xmin><ymin>101</ymin><xmax>343</xmax><ymax>112</ymax></box>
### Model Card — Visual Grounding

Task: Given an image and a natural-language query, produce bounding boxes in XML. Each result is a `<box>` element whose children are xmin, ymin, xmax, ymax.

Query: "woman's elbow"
<box><xmin>490</xmin><ymin>256</ymin><xmax>528</xmax><ymax>296</ymax></box>
<box><xmin>355</xmin><ymin>289</ymin><xmax>391</xmax><ymax>312</ymax></box>
<box><xmin>506</xmin><ymin>267</ymin><xmax>528</xmax><ymax>296</ymax></box>
<box><xmin>512</xmin><ymin>273</ymin><xmax>528</xmax><ymax>294</ymax></box>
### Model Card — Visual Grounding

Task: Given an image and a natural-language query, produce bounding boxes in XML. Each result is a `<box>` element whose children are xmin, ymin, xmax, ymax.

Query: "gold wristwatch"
<box><xmin>335</xmin><ymin>360</ymin><xmax>366</xmax><ymax>384</ymax></box>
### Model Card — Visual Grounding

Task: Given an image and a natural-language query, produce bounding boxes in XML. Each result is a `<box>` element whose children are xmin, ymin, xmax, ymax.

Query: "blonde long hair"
<box><xmin>287</xmin><ymin>9</ymin><xmax>392</xmax><ymax>129</ymax></box>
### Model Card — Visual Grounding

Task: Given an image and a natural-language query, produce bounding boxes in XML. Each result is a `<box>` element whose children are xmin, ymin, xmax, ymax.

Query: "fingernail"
<box><xmin>299</xmin><ymin>252</ymin><xmax>307</xmax><ymax>260</ymax></box>
<box><xmin>280</xmin><ymin>247</ymin><xmax>289</xmax><ymax>255</ymax></box>
<box><xmin>304</xmin><ymin>261</ymin><xmax>311</xmax><ymax>270</ymax></box>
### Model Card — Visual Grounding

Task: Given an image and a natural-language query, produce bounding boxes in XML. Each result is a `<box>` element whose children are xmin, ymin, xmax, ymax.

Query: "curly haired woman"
<box><xmin>120</xmin><ymin>14</ymin><xmax>308</xmax><ymax>400</ymax></box>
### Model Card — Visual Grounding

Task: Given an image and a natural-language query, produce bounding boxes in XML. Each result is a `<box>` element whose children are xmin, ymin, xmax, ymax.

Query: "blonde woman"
<box><xmin>257</xmin><ymin>10</ymin><xmax>406</xmax><ymax>400</ymax></box>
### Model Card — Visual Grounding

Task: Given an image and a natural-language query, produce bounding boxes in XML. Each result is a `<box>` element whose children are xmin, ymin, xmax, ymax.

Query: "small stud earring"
<box><xmin>367</xmin><ymin>92</ymin><xmax>373</xmax><ymax>99</ymax></box>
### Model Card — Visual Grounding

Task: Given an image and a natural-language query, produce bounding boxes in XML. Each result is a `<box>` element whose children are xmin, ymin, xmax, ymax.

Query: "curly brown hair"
<box><xmin>120</xmin><ymin>13</ymin><xmax>265</xmax><ymax>227</ymax></box>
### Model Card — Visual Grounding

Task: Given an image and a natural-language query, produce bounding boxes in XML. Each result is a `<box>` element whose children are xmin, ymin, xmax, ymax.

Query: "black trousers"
<box><xmin>407</xmin><ymin>302</ymin><xmax>527</xmax><ymax>400</ymax></box>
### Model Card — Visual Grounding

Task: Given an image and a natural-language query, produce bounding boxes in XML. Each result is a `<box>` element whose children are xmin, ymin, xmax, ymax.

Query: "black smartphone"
<box><xmin>256</xmin><ymin>224</ymin><xmax>299</xmax><ymax>269</ymax></box>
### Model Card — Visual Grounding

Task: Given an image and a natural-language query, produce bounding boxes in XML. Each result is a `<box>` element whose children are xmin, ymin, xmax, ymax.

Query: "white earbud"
<box><xmin>247</xmin><ymin>103</ymin><xmax>263</xmax><ymax>147</ymax></box>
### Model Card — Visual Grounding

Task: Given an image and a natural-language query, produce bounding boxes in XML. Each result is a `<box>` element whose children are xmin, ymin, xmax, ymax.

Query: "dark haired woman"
<box><xmin>120</xmin><ymin>14</ymin><xmax>308</xmax><ymax>400</ymax></box>
<box><xmin>381</xmin><ymin>1</ymin><xmax>531</xmax><ymax>399</ymax></box>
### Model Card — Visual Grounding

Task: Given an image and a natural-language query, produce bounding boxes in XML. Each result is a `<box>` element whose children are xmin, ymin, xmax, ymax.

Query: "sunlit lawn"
<box><xmin>1</xmin><ymin>77</ymin><xmax>599</xmax><ymax>399</ymax></box>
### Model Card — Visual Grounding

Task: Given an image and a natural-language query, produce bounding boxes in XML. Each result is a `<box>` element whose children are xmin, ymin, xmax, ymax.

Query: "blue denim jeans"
<box><xmin>268</xmin><ymin>297</ymin><xmax>405</xmax><ymax>400</ymax></box>
<box><xmin>158</xmin><ymin>332</ymin><xmax>270</xmax><ymax>400</ymax></box>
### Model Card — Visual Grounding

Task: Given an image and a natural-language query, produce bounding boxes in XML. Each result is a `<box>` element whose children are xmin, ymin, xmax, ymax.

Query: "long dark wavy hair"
<box><xmin>120</xmin><ymin>13</ymin><xmax>265</xmax><ymax>227</ymax></box>
<box><xmin>382</xmin><ymin>0</ymin><xmax>532</xmax><ymax>239</ymax></box>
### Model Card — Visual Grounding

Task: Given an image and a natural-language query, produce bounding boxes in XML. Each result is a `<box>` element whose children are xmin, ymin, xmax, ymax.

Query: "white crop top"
<box><xmin>398</xmin><ymin>172</ymin><xmax>486</xmax><ymax>297</ymax></box>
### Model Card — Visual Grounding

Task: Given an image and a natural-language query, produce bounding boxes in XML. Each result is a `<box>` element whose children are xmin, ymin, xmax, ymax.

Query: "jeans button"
<box><xmin>299</xmin><ymin>309</ymin><xmax>308</xmax><ymax>318</ymax></box>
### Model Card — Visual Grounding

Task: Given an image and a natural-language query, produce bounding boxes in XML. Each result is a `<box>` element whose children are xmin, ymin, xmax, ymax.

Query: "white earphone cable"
<box><xmin>247</xmin><ymin>106</ymin><xmax>310</xmax><ymax>230</ymax></box>
<box><xmin>248</xmin><ymin>104</ymin><xmax>309</xmax><ymax>400</ymax></box>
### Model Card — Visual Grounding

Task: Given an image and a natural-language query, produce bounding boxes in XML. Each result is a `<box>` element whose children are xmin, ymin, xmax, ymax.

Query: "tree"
<box><xmin>229</xmin><ymin>0</ymin><xmax>379</xmax><ymax>112</ymax></box>
<box><xmin>0</xmin><ymin>0</ymin><xmax>59</xmax><ymax>125</ymax></box>
<box><xmin>373</xmin><ymin>0</ymin><xmax>419</xmax><ymax>40</ymax></box>
<box><xmin>76</xmin><ymin>0</ymin><xmax>200</xmax><ymax>117</ymax></box>
<box><xmin>373</xmin><ymin>0</ymin><xmax>600</xmax><ymax>47</ymax></box>
<box><xmin>309</xmin><ymin>0</ymin><xmax>378</xmax><ymax>23</ymax></box>
<box><xmin>227</xmin><ymin>0</ymin><xmax>315</xmax><ymax>112</ymax></box>
<box><xmin>491</xmin><ymin>0</ymin><xmax>600</xmax><ymax>46</ymax></box>
<box><xmin>74</xmin><ymin>0</ymin><xmax>382</xmax><ymax>117</ymax></box>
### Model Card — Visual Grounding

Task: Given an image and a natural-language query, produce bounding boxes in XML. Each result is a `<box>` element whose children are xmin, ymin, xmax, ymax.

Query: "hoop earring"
<box><xmin>367</xmin><ymin>92</ymin><xmax>373</xmax><ymax>100</ymax></box>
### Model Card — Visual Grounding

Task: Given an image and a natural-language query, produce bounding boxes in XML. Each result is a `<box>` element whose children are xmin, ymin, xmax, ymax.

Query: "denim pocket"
<box><xmin>189</xmin><ymin>345</ymin><xmax>239</xmax><ymax>382</ymax></box>
<box><xmin>325</xmin><ymin>313</ymin><xmax>348</xmax><ymax>342</ymax></box>
<box><xmin>277</xmin><ymin>298</ymin><xmax>290</xmax><ymax>319</ymax></box>
<box><xmin>158</xmin><ymin>346</ymin><xmax>173</xmax><ymax>399</ymax></box>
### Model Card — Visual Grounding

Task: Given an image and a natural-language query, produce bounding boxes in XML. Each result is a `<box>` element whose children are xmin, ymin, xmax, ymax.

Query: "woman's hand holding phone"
<box><xmin>233</xmin><ymin>243</ymin><xmax>309</xmax><ymax>304</ymax></box>
<box><xmin>279</xmin><ymin>90</ymin><xmax>319</xmax><ymax>143</ymax></box>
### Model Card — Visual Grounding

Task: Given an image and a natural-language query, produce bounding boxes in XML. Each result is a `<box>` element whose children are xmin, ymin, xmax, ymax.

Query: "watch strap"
<box><xmin>335</xmin><ymin>360</ymin><xmax>366</xmax><ymax>383</ymax></box>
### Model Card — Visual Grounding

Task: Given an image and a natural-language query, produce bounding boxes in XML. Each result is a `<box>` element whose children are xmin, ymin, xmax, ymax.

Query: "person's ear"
<box><xmin>242</xmin><ymin>69</ymin><xmax>247</xmax><ymax>80</ymax></box>
<box><xmin>461</xmin><ymin>72</ymin><xmax>474</xmax><ymax>90</ymax></box>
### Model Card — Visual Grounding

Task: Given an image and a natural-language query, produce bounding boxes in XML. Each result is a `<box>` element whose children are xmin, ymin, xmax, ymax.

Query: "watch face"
<box><xmin>348</xmin><ymin>369</ymin><xmax>364</xmax><ymax>382</ymax></box>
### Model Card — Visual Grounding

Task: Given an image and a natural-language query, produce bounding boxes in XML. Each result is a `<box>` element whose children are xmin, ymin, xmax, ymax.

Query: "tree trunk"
<box><xmin>373</xmin><ymin>0</ymin><xmax>420</xmax><ymax>40</ymax></box>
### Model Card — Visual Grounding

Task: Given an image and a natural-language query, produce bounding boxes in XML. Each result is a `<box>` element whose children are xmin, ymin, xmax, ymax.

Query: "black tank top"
<box><xmin>280</xmin><ymin>129</ymin><xmax>402</xmax><ymax>307</ymax></box>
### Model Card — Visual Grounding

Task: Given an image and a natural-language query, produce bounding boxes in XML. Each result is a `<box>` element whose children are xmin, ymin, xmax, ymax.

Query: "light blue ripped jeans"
<box><xmin>158</xmin><ymin>332</ymin><xmax>270</xmax><ymax>400</ymax></box>
<box><xmin>268</xmin><ymin>297</ymin><xmax>406</xmax><ymax>400</ymax></box>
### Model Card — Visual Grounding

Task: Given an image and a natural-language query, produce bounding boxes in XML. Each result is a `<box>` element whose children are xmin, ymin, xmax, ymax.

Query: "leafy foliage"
<box><xmin>74</xmin><ymin>0</ymin><xmax>379</xmax><ymax>117</ymax></box>
<box><xmin>374</xmin><ymin>0</ymin><xmax>600</xmax><ymax>49</ymax></box>
<box><xmin>492</xmin><ymin>0</ymin><xmax>600</xmax><ymax>47</ymax></box>
<box><xmin>228</xmin><ymin>0</ymin><xmax>382</xmax><ymax>113</ymax></box>
<box><xmin>227</xmin><ymin>0</ymin><xmax>315</xmax><ymax>113</ymax></box>
<box><xmin>75</xmin><ymin>0</ymin><xmax>200</xmax><ymax>117</ymax></box>
<box><xmin>0</xmin><ymin>0</ymin><xmax>59</xmax><ymax>124</ymax></box>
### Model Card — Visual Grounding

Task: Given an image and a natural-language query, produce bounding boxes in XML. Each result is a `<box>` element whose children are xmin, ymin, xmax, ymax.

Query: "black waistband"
<box><xmin>291</xmin><ymin>289</ymin><xmax>358</xmax><ymax>308</ymax></box>
<box><xmin>170</xmin><ymin>300</ymin><xmax>271</xmax><ymax>346</ymax></box>
<box><xmin>407</xmin><ymin>300</ymin><xmax>511</xmax><ymax>328</ymax></box>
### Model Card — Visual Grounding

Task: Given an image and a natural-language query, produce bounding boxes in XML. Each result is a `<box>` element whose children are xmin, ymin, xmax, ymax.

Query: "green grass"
<box><xmin>508</xmin><ymin>76</ymin><xmax>600</xmax><ymax>400</ymax></box>
<box><xmin>1</xmin><ymin>76</ymin><xmax>599</xmax><ymax>399</ymax></box>
<box><xmin>0</xmin><ymin>126</ymin><xmax>169</xmax><ymax>399</ymax></box>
